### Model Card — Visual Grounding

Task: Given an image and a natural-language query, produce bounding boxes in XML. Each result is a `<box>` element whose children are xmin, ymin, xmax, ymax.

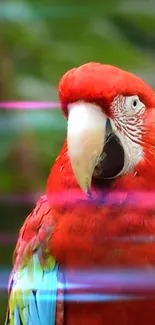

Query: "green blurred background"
<box><xmin>1</xmin><ymin>0</ymin><xmax>155</xmax><ymax>322</ymax></box>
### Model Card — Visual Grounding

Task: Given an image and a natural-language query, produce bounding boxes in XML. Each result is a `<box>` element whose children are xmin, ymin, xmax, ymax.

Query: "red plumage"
<box><xmin>47</xmin><ymin>63</ymin><xmax>155</xmax><ymax>324</ymax></box>
<box><xmin>59</xmin><ymin>63</ymin><xmax>155</xmax><ymax>116</ymax></box>
<box><xmin>7</xmin><ymin>62</ymin><xmax>155</xmax><ymax>325</ymax></box>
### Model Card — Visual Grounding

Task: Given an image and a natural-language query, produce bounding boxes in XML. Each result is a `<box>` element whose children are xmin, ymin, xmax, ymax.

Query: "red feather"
<box><xmin>47</xmin><ymin>63</ymin><xmax>155</xmax><ymax>324</ymax></box>
<box><xmin>58</xmin><ymin>62</ymin><xmax>155</xmax><ymax>117</ymax></box>
<box><xmin>7</xmin><ymin>63</ymin><xmax>155</xmax><ymax>325</ymax></box>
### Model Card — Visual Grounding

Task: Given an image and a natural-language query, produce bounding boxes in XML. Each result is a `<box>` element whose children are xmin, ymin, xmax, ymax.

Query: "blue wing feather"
<box><xmin>29</xmin><ymin>292</ymin><xmax>41</xmax><ymax>325</ymax></box>
<box><xmin>7</xmin><ymin>251</ymin><xmax>60</xmax><ymax>325</ymax></box>
<box><xmin>14</xmin><ymin>307</ymin><xmax>21</xmax><ymax>325</ymax></box>
<box><xmin>36</xmin><ymin>264</ymin><xmax>58</xmax><ymax>325</ymax></box>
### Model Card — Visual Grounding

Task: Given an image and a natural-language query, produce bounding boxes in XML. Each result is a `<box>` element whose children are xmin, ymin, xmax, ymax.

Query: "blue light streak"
<box><xmin>2</xmin><ymin>268</ymin><xmax>155</xmax><ymax>291</ymax></box>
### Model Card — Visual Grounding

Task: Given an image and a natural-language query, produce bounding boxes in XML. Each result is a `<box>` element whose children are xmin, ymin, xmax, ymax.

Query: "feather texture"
<box><xmin>5</xmin><ymin>196</ymin><xmax>64</xmax><ymax>325</ymax></box>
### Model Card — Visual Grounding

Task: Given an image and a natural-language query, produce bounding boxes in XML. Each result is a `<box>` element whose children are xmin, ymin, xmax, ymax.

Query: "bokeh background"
<box><xmin>1</xmin><ymin>0</ymin><xmax>155</xmax><ymax>322</ymax></box>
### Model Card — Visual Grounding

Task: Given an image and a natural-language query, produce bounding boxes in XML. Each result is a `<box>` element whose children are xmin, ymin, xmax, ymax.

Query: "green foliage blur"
<box><xmin>1</xmin><ymin>0</ymin><xmax>155</xmax><ymax>322</ymax></box>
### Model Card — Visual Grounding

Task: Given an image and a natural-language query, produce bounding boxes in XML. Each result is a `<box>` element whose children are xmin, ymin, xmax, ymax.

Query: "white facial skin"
<box><xmin>67</xmin><ymin>95</ymin><xmax>145</xmax><ymax>192</ymax></box>
<box><xmin>109</xmin><ymin>95</ymin><xmax>145</xmax><ymax>177</ymax></box>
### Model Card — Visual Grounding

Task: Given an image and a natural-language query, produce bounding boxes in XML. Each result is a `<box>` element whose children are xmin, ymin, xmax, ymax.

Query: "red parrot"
<box><xmin>5</xmin><ymin>62</ymin><xmax>155</xmax><ymax>325</ymax></box>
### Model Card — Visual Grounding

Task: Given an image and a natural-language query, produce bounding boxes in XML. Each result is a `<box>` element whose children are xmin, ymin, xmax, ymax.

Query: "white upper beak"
<box><xmin>67</xmin><ymin>101</ymin><xmax>107</xmax><ymax>193</ymax></box>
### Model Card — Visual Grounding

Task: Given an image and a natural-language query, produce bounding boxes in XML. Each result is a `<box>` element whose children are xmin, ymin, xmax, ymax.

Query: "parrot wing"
<box><xmin>5</xmin><ymin>195</ymin><xmax>64</xmax><ymax>325</ymax></box>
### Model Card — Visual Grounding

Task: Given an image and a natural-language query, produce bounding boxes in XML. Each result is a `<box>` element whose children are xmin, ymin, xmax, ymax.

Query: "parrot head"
<box><xmin>55</xmin><ymin>62</ymin><xmax>155</xmax><ymax>196</ymax></box>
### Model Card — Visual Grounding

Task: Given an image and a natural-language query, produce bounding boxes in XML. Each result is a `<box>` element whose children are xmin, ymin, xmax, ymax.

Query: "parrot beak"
<box><xmin>67</xmin><ymin>102</ymin><xmax>107</xmax><ymax>194</ymax></box>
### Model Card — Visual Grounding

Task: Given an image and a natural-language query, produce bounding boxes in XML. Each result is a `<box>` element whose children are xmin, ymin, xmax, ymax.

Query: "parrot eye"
<box><xmin>125</xmin><ymin>95</ymin><xmax>145</xmax><ymax>116</ymax></box>
<box><xmin>132</xmin><ymin>99</ymin><xmax>138</xmax><ymax>108</ymax></box>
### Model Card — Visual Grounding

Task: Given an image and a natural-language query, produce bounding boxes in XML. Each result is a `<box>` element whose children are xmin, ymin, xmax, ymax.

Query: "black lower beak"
<box><xmin>92</xmin><ymin>119</ymin><xmax>124</xmax><ymax>188</ymax></box>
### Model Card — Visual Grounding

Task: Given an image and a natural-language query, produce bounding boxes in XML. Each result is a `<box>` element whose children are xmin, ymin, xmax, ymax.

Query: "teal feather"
<box><xmin>7</xmin><ymin>250</ymin><xmax>60</xmax><ymax>325</ymax></box>
<box><xmin>14</xmin><ymin>307</ymin><xmax>21</xmax><ymax>325</ymax></box>
<box><xmin>42</xmin><ymin>266</ymin><xmax>58</xmax><ymax>325</ymax></box>
<box><xmin>36</xmin><ymin>266</ymin><xmax>58</xmax><ymax>325</ymax></box>
<box><xmin>29</xmin><ymin>292</ymin><xmax>41</xmax><ymax>325</ymax></box>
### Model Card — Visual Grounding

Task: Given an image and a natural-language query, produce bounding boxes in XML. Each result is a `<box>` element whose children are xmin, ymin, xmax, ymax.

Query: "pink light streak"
<box><xmin>0</xmin><ymin>190</ymin><xmax>155</xmax><ymax>208</ymax></box>
<box><xmin>0</xmin><ymin>101</ymin><xmax>60</xmax><ymax>110</ymax></box>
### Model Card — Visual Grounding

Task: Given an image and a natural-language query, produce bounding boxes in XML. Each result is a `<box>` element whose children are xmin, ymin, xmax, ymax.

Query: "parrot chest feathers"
<box><xmin>50</xmin><ymin>200</ymin><xmax>155</xmax><ymax>270</ymax></box>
